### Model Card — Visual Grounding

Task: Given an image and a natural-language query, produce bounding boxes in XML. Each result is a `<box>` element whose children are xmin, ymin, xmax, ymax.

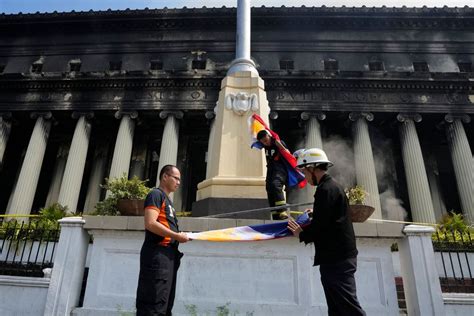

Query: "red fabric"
<box><xmin>252</xmin><ymin>114</ymin><xmax>306</xmax><ymax>188</ymax></box>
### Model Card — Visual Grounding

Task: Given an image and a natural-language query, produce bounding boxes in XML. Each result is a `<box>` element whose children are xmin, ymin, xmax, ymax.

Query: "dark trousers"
<box><xmin>136</xmin><ymin>244</ymin><xmax>183</xmax><ymax>316</ymax></box>
<box><xmin>320</xmin><ymin>257</ymin><xmax>366</xmax><ymax>316</ymax></box>
<box><xmin>266</xmin><ymin>166</ymin><xmax>287</xmax><ymax>207</ymax></box>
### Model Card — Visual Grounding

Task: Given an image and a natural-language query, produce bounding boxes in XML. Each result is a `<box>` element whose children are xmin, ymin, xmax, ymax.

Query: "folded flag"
<box><xmin>248</xmin><ymin>114</ymin><xmax>306</xmax><ymax>188</ymax></box>
<box><xmin>186</xmin><ymin>213</ymin><xmax>311</xmax><ymax>242</ymax></box>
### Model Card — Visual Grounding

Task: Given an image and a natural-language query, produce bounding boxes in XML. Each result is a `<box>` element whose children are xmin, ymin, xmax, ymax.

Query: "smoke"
<box><xmin>380</xmin><ymin>189</ymin><xmax>407</xmax><ymax>221</ymax></box>
<box><xmin>323</xmin><ymin>135</ymin><xmax>355</xmax><ymax>189</ymax></box>
<box><xmin>371</xmin><ymin>129</ymin><xmax>408</xmax><ymax>221</ymax></box>
<box><xmin>320</xmin><ymin>128</ymin><xmax>408</xmax><ymax>221</ymax></box>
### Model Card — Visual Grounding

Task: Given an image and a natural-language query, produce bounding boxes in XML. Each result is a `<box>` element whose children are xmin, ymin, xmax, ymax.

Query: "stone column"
<box><xmin>300</xmin><ymin>112</ymin><xmax>325</xmax><ymax>204</ymax></box>
<box><xmin>0</xmin><ymin>112</ymin><xmax>12</xmax><ymax>167</ymax></box>
<box><xmin>107</xmin><ymin>111</ymin><xmax>137</xmax><ymax>181</ymax></box>
<box><xmin>156</xmin><ymin>111</ymin><xmax>183</xmax><ymax>205</ymax></box>
<box><xmin>57</xmin><ymin>113</ymin><xmax>93</xmax><ymax>213</ymax></box>
<box><xmin>130</xmin><ymin>135</ymin><xmax>148</xmax><ymax>180</ymax></box>
<box><xmin>156</xmin><ymin>111</ymin><xmax>183</xmax><ymax>186</ymax></box>
<box><xmin>399</xmin><ymin>225</ymin><xmax>445</xmax><ymax>316</ymax></box>
<box><xmin>397</xmin><ymin>113</ymin><xmax>435</xmax><ymax>223</ymax></box>
<box><xmin>425</xmin><ymin>153</ymin><xmax>447</xmax><ymax>221</ymax></box>
<box><xmin>350</xmin><ymin>112</ymin><xmax>382</xmax><ymax>219</ymax></box>
<box><xmin>44</xmin><ymin>217</ymin><xmax>89</xmax><ymax>316</ymax></box>
<box><xmin>205</xmin><ymin>110</ymin><xmax>216</xmax><ymax>179</ymax></box>
<box><xmin>7</xmin><ymin>112</ymin><xmax>52</xmax><ymax>216</ymax></box>
<box><xmin>445</xmin><ymin>114</ymin><xmax>474</xmax><ymax>223</ymax></box>
<box><xmin>45</xmin><ymin>145</ymin><xmax>69</xmax><ymax>207</ymax></box>
<box><xmin>83</xmin><ymin>143</ymin><xmax>109</xmax><ymax>213</ymax></box>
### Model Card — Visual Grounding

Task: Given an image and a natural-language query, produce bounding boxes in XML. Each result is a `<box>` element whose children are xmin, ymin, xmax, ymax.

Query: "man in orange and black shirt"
<box><xmin>136</xmin><ymin>165</ymin><xmax>189</xmax><ymax>316</ymax></box>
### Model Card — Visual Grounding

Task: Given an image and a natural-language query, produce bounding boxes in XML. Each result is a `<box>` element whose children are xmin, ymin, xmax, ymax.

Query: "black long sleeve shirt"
<box><xmin>299</xmin><ymin>173</ymin><xmax>358</xmax><ymax>266</ymax></box>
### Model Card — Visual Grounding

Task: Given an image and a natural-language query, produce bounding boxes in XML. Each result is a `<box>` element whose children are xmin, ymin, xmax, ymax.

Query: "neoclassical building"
<box><xmin>0</xmin><ymin>6</ymin><xmax>473</xmax><ymax>223</ymax></box>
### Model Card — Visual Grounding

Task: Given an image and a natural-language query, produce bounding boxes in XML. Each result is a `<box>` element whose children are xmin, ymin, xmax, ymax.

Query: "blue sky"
<box><xmin>0</xmin><ymin>1</ymin><xmax>471</xmax><ymax>14</ymax></box>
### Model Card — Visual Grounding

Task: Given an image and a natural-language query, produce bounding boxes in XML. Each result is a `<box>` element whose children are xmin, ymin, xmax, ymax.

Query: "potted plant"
<box><xmin>94</xmin><ymin>174</ymin><xmax>152</xmax><ymax>216</ymax></box>
<box><xmin>345</xmin><ymin>185</ymin><xmax>375</xmax><ymax>223</ymax></box>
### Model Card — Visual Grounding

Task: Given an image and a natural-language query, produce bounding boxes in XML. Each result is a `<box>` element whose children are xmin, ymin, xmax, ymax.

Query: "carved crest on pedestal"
<box><xmin>225</xmin><ymin>92</ymin><xmax>259</xmax><ymax>115</ymax></box>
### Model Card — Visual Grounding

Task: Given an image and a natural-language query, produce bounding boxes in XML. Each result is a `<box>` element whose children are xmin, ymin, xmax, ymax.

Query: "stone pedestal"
<box><xmin>399</xmin><ymin>225</ymin><xmax>445</xmax><ymax>316</ymax></box>
<box><xmin>44</xmin><ymin>217</ymin><xmax>89</xmax><ymax>316</ymax></box>
<box><xmin>194</xmin><ymin>71</ymin><xmax>270</xmax><ymax>217</ymax></box>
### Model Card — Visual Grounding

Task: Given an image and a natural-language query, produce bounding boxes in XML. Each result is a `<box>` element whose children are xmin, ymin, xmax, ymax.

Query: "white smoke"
<box><xmin>323</xmin><ymin>135</ymin><xmax>355</xmax><ymax>189</ymax></box>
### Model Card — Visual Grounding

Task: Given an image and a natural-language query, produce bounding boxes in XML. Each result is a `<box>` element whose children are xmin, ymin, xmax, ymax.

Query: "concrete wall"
<box><xmin>0</xmin><ymin>275</ymin><xmax>49</xmax><ymax>316</ymax></box>
<box><xmin>72</xmin><ymin>216</ymin><xmax>403</xmax><ymax>316</ymax></box>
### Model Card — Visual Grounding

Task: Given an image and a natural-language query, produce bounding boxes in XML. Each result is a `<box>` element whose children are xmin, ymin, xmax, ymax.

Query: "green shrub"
<box><xmin>92</xmin><ymin>174</ymin><xmax>152</xmax><ymax>216</ymax></box>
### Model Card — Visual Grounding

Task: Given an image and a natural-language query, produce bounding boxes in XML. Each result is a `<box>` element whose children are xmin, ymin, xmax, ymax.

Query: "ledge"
<box><xmin>83</xmin><ymin>215</ymin><xmax>404</xmax><ymax>238</ymax></box>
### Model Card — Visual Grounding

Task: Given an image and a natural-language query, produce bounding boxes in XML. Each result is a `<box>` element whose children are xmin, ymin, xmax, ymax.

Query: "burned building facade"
<box><xmin>0</xmin><ymin>6</ymin><xmax>473</xmax><ymax>223</ymax></box>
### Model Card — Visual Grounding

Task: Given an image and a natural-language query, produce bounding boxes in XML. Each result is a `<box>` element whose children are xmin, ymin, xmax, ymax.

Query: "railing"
<box><xmin>0</xmin><ymin>218</ymin><xmax>60</xmax><ymax>277</ymax></box>
<box><xmin>432</xmin><ymin>229</ymin><xmax>474</xmax><ymax>293</ymax></box>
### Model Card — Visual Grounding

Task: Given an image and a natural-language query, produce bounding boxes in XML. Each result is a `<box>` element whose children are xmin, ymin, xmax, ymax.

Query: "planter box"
<box><xmin>349</xmin><ymin>204</ymin><xmax>375</xmax><ymax>222</ymax></box>
<box><xmin>117</xmin><ymin>199</ymin><xmax>145</xmax><ymax>216</ymax></box>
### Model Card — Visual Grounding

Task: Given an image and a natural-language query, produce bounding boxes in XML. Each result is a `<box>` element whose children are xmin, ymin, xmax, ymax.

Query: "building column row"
<box><xmin>4</xmin><ymin>111</ymin><xmax>183</xmax><ymax>215</ymax></box>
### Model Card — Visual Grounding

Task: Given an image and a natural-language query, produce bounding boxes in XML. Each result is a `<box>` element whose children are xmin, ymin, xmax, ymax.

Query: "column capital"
<box><xmin>71</xmin><ymin>112</ymin><xmax>94</xmax><ymax>120</ymax></box>
<box><xmin>397</xmin><ymin>113</ymin><xmax>422</xmax><ymax>123</ymax></box>
<box><xmin>301</xmin><ymin>111</ymin><xmax>326</xmax><ymax>121</ymax></box>
<box><xmin>114</xmin><ymin>110</ymin><xmax>138</xmax><ymax>120</ymax></box>
<box><xmin>349</xmin><ymin>112</ymin><xmax>374</xmax><ymax>122</ymax></box>
<box><xmin>269</xmin><ymin>111</ymin><xmax>279</xmax><ymax>120</ymax></box>
<box><xmin>159</xmin><ymin>110</ymin><xmax>184</xmax><ymax>120</ymax></box>
<box><xmin>403</xmin><ymin>224</ymin><xmax>435</xmax><ymax>236</ymax></box>
<box><xmin>444</xmin><ymin>113</ymin><xmax>471</xmax><ymax>124</ymax></box>
<box><xmin>205</xmin><ymin>110</ymin><xmax>216</xmax><ymax>120</ymax></box>
<box><xmin>30</xmin><ymin>111</ymin><xmax>53</xmax><ymax>120</ymax></box>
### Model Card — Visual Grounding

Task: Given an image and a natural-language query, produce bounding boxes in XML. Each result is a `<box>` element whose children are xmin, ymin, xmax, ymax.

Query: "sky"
<box><xmin>0</xmin><ymin>0</ymin><xmax>471</xmax><ymax>14</ymax></box>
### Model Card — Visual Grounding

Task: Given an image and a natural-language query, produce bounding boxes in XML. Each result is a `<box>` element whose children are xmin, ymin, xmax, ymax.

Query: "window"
<box><xmin>109</xmin><ymin>61</ymin><xmax>122</xmax><ymax>71</ymax></box>
<box><xmin>150</xmin><ymin>59</ymin><xmax>163</xmax><ymax>71</ymax></box>
<box><xmin>369</xmin><ymin>60</ymin><xmax>385</xmax><ymax>71</ymax></box>
<box><xmin>458</xmin><ymin>62</ymin><xmax>472</xmax><ymax>73</ymax></box>
<box><xmin>31</xmin><ymin>62</ymin><xmax>43</xmax><ymax>74</ymax></box>
<box><xmin>69</xmin><ymin>60</ymin><xmax>82</xmax><ymax>72</ymax></box>
<box><xmin>192</xmin><ymin>59</ymin><xmax>206</xmax><ymax>70</ymax></box>
<box><xmin>413</xmin><ymin>62</ymin><xmax>429</xmax><ymax>72</ymax></box>
<box><xmin>324</xmin><ymin>59</ymin><xmax>338</xmax><ymax>71</ymax></box>
<box><xmin>279</xmin><ymin>59</ymin><xmax>294</xmax><ymax>71</ymax></box>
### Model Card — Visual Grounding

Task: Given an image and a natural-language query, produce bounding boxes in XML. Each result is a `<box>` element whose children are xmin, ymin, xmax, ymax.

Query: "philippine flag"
<box><xmin>248</xmin><ymin>114</ymin><xmax>306</xmax><ymax>189</ymax></box>
<box><xmin>186</xmin><ymin>213</ymin><xmax>311</xmax><ymax>242</ymax></box>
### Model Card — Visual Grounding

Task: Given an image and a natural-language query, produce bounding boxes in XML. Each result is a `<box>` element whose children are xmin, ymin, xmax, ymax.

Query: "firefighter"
<box><xmin>288</xmin><ymin>148</ymin><xmax>366</xmax><ymax>316</ymax></box>
<box><xmin>257</xmin><ymin>129</ymin><xmax>290</xmax><ymax>220</ymax></box>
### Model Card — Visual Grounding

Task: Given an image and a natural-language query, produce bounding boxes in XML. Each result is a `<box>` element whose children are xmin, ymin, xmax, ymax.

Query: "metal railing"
<box><xmin>0</xmin><ymin>219</ymin><xmax>60</xmax><ymax>277</ymax></box>
<box><xmin>432</xmin><ymin>229</ymin><xmax>474</xmax><ymax>293</ymax></box>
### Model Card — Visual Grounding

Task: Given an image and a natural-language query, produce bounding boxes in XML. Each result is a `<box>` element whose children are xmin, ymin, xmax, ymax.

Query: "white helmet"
<box><xmin>296</xmin><ymin>148</ymin><xmax>333</xmax><ymax>168</ymax></box>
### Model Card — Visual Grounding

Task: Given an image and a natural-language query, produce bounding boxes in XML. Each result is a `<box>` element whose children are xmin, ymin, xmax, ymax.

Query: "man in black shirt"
<box><xmin>288</xmin><ymin>148</ymin><xmax>365</xmax><ymax>316</ymax></box>
<box><xmin>136</xmin><ymin>165</ymin><xmax>189</xmax><ymax>316</ymax></box>
<box><xmin>257</xmin><ymin>130</ymin><xmax>290</xmax><ymax>220</ymax></box>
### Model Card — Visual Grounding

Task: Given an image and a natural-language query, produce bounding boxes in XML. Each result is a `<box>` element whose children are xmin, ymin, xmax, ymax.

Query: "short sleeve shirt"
<box><xmin>143</xmin><ymin>188</ymin><xmax>180</xmax><ymax>247</ymax></box>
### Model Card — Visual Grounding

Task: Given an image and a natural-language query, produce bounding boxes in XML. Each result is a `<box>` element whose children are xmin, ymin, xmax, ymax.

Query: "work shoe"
<box><xmin>271</xmin><ymin>211</ymin><xmax>289</xmax><ymax>220</ymax></box>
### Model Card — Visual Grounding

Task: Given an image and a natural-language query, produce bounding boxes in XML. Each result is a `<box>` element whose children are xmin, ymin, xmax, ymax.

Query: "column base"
<box><xmin>191</xmin><ymin>197</ymin><xmax>270</xmax><ymax>219</ymax></box>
